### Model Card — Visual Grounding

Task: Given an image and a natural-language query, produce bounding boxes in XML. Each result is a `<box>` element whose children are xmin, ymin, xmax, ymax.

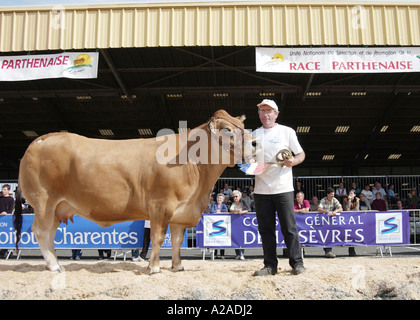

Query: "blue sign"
<box><xmin>0</xmin><ymin>215</ymin><xmax>144</xmax><ymax>249</ymax></box>
<box><xmin>196</xmin><ymin>211</ymin><xmax>410</xmax><ymax>248</ymax></box>
<box><xmin>0</xmin><ymin>214</ymin><xmax>188</xmax><ymax>249</ymax></box>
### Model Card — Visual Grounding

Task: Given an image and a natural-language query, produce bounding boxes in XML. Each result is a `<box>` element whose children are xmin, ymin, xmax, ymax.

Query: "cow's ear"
<box><xmin>208</xmin><ymin>117</ymin><xmax>217</xmax><ymax>131</ymax></box>
<box><xmin>236</xmin><ymin>115</ymin><xmax>246</xmax><ymax>123</ymax></box>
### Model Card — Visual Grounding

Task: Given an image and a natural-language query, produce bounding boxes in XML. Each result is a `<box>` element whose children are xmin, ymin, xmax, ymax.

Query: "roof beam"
<box><xmin>100</xmin><ymin>49</ymin><xmax>133</xmax><ymax>103</ymax></box>
<box><xmin>350</xmin><ymin>93</ymin><xmax>406</xmax><ymax>174</ymax></box>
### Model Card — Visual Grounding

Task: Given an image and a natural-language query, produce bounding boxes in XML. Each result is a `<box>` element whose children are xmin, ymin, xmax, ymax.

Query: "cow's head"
<box><xmin>207</xmin><ymin>109</ymin><xmax>257</xmax><ymax>167</ymax></box>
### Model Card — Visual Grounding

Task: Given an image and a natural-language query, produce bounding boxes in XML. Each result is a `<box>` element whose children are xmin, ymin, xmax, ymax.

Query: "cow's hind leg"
<box><xmin>170</xmin><ymin>224</ymin><xmax>185</xmax><ymax>272</ymax></box>
<box><xmin>32</xmin><ymin>202</ymin><xmax>62</xmax><ymax>272</ymax></box>
<box><xmin>148</xmin><ymin>219</ymin><xmax>169</xmax><ymax>275</ymax></box>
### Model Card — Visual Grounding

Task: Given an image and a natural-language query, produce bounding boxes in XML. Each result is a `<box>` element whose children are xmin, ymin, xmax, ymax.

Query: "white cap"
<box><xmin>257</xmin><ymin>99</ymin><xmax>279</xmax><ymax>113</ymax></box>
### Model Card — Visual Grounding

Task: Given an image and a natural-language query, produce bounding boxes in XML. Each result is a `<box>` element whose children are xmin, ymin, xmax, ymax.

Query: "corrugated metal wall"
<box><xmin>0</xmin><ymin>2</ymin><xmax>419</xmax><ymax>52</ymax></box>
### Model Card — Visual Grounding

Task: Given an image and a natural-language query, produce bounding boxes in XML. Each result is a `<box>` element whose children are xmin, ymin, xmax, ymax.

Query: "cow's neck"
<box><xmin>187</xmin><ymin>124</ymin><xmax>235</xmax><ymax>205</ymax></box>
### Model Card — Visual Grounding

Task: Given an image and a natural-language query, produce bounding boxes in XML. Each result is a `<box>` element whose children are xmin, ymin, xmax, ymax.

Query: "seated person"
<box><xmin>294</xmin><ymin>191</ymin><xmax>310</xmax><ymax>214</ymax></box>
<box><xmin>371</xmin><ymin>192</ymin><xmax>387</xmax><ymax>211</ymax></box>
<box><xmin>210</xmin><ymin>193</ymin><xmax>229</xmax><ymax>213</ymax></box>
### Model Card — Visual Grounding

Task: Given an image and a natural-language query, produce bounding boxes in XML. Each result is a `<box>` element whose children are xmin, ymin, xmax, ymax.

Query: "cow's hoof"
<box><xmin>49</xmin><ymin>265</ymin><xmax>63</xmax><ymax>273</ymax></box>
<box><xmin>149</xmin><ymin>266</ymin><xmax>161</xmax><ymax>275</ymax></box>
<box><xmin>172</xmin><ymin>265</ymin><xmax>184</xmax><ymax>272</ymax></box>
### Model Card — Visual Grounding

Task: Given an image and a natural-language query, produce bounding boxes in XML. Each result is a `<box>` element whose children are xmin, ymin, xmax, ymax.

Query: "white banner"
<box><xmin>256</xmin><ymin>47</ymin><xmax>420</xmax><ymax>73</ymax></box>
<box><xmin>0</xmin><ymin>52</ymin><xmax>98</xmax><ymax>81</ymax></box>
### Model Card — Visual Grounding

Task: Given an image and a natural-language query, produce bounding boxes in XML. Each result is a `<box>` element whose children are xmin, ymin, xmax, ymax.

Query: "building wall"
<box><xmin>1</xmin><ymin>1</ymin><xmax>420</xmax><ymax>52</ymax></box>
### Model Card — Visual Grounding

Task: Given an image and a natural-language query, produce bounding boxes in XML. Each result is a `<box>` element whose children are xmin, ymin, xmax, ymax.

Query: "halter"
<box><xmin>206</xmin><ymin>116</ymin><xmax>246</xmax><ymax>155</ymax></box>
<box><xmin>206</xmin><ymin>117</ymin><xmax>292</xmax><ymax>166</ymax></box>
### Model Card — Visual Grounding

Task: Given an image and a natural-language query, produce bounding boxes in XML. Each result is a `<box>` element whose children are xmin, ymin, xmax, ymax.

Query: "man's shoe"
<box><xmin>325</xmin><ymin>252</ymin><xmax>336</xmax><ymax>258</ymax></box>
<box><xmin>253</xmin><ymin>267</ymin><xmax>277</xmax><ymax>276</ymax></box>
<box><xmin>291</xmin><ymin>265</ymin><xmax>306</xmax><ymax>275</ymax></box>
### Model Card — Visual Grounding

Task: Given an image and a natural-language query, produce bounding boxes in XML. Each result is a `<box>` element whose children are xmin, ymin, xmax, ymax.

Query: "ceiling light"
<box><xmin>22</xmin><ymin>130</ymin><xmax>38</xmax><ymax>137</ymax></box>
<box><xmin>76</xmin><ymin>96</ymin><xmax>92</xmax><ymax>100</ymax></box>
<box><xmin>296</xmin><ymin>126</ymin><xmax>311</xmax><ymax>133</ymax></box>
<box><xmin>380</xmin><ymin>125</ymin><xmax>388</xmax><ymax>133</ymax></box>
<box><xmin>0</xmin><ymin>98</ymin><xmax>4</xmax><ymax>102</ymax></box>
<box><xmin>388</xmin><ymin>154</ymin><xmax>401</xmax><ymax>160</ymax></box>
<box><xmin>166</xmin><ymin>94</ymin><xmax>183</xmax><ymax>99</ymax></box>
<box><xmin>364</xmin><ymin>154</ymin><xmax>369</xmax><ymax>160</ymax></box>
<box><xmin>259</xmin><ymin>92</ymin><xmax>275</xmax><ymax>97</ymax></box>
<box><xmin>410</xmin><ymin>125</ymin><xmax>420</xmax><ymax>132</ymax></box>
<box><xmin>213</xmin><ymin>93</ymin><xmax>228</xmax><ymax>98</ymax></box>
<box><xmin>322</xmin><ymin>154</ymin><xmax>335</xmax><ymax>161</ymax></box>
<box><xmin>335</xmin><ymin>126</ymin><xmax>350</xmax><ymax>133</ymax></box>
<box><xmin>138</xmin><ymin>128</ymin><xmax>152</xmax><ymax>136</ymax></box>
<box><xmin>351</xmin><ymin>92</ymin><xmax>366</xmax><ymax>96</ymax></box>
<box><xmin>99</xmin><ymin>129</ymin><xmax>114</xmax><ymax>136</ymax></box>
<box><xmin>121</xmin><ymin>95</ymin><xmax>137</xmax><ymax>100</ymax></box>
<box><xmin>305</xmin><ymin>92</ymin><xmax>321</xmax><ymax>96</ymax></box>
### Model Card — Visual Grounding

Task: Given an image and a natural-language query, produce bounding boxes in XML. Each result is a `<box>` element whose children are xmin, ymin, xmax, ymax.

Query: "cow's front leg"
<box><xmin>148</xmin><ymin>219</ymin><xmax>168</xmax><ymax>275</ymax></box>
<box><xmin>170</xmin><ymin>224</ymin><xmax>186</xmax><ymax>272</ymax></box>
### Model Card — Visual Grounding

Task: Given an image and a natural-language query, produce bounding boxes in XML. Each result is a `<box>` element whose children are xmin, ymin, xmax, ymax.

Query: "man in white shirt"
<box><xmin>252</xmin><ymin>99</ymin><xmax>306</xmax><ymax>276</ymax></box>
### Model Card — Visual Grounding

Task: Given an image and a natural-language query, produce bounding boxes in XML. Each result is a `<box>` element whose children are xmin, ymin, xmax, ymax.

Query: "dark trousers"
<box><xmin>140</xmin><ymin>228</ymin><xmax>151</xmax><ymax>259</ymax></box>
<box><xmin>254</xmin><ymin>192</ymin><xmax>303</xmax><ymax>269</ymax></box>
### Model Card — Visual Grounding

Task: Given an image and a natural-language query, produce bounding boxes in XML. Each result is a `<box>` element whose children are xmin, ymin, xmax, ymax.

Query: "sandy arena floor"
<box><xmin>0</xmin><ymin>249</ymin><xmax>419</xmax><ymax>300</ymax></box>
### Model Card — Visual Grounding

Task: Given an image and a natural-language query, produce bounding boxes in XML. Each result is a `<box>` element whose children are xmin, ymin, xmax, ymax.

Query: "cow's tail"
<box><xmin>13</xmin><ymin>184</ymin><xmax>23</xmax><ymax>252</ymax></box>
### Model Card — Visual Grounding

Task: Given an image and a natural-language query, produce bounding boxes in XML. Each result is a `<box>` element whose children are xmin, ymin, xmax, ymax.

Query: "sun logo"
<box><xmin>73</xmin><ymin>54</ymin><xmax>91</xmax><ymax>66</ymax></box>
<box><xmin>271</xmin><ymin>53</ymin><xmax>284</xmax><ymax>62</ymax></box>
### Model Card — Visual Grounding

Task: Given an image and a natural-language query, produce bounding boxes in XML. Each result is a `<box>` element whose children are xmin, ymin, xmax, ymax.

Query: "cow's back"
<box><xmin>19</xmin><ymin>132</ymin><xmax>158</xmax><ymax>223</ymax></box>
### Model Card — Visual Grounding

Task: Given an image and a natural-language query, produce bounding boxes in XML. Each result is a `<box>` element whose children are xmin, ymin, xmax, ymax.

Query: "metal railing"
<box><xmin>2</xmin><ymin>175</ymin><xmax>419</xmax><ymax>247</ymax></box>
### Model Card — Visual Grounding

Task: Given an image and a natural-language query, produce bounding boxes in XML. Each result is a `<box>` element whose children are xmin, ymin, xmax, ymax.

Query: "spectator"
<box><xmin>0</xmin><ymin>184</ymin><xmax>14</xmax><ymax>258</ymax></box>
<box><xmin>310</xmin><ymin>196</ymin><xmax>319</xmax><ymax>211</ymax></box>
<box><xmin>203</xmin><ymin>195</ymin><xmax>214</xmax><ymax>213</ymax></box>
<box><xmin>294</xmin><ymin>191</ymin><xmax>310</xmax><ymax>214</ymax></box>
<box><xmin>70</xmin><ymin>249</ymin><xmax>82</xmax><ymax>260</ymax></box>
<box><xmin>396</xmin><ymin>199</ymin><xmax>403</xmax><ymax>210</ymax></box>
<box><xmin>222</xmin><ymin>183</ymin><xmax>233</xmax><ymax>199</ymax></box>
<box><xmin>98</xmin><ymin>249</ymin><xmax>111</xmax><ymax>260</ymax></box>
<box><xmin>335</xmin><ymin>182</ymin><xmax>347</xmax><ymax>204</ymax></box>
<box><xmin>210</xmin><ymin>193</ymin><xmax>229</xmax><ymax>214</ymax></box>
<box><xmin>372</xmin><ymin>181</ymin><xmax>386</xmax><ymax>200</ymax></box>
<box><xmin>359</xmin><ymin>193</ymin><xmax>372</xmax><ymax>210</ymax></box>
<box><xmin>223</xmin><ymin>195</ymin><xmax>232</xmax><ymax>210</ymax></box>
<box><xmin>0</xmin><ymin>184</ymin><xmax>14</xmax><ymax>216</ymax></box>
<box><xmin>351</xmin><ymin>181</ymin><xmax>361</xmax><ymax>197</ymax></box>
<box><xmin>294</xmin><ymin>180</ymin><xmax>305</xmax><ymax>196</ymax></box>
<box><xmin>387</xmin><ymin>184</ymin><xmax>400</xmax><ymax>204</ymax></box>
<box><xmin>342</xmin><ymin>189</ymin><xmax>359</xmax><ymax>256</ymax></box>
<box><xmin>230</xmin><ymin>189</ymin><xmax>250</xmax><ymax>214</ymax></box>
<box><xmin>241</xmin><ymin>191</ymin><xmax>252</xmax><ymax>208</ymax></box>
<box><xmin>343</xmin><ymin>189</ymin><xmax>360</xmax><ymax>212</ymax></box>
<box><xmin>230</xmin><ymin>190</ymin><xmax>250</xmax><ymax>260</ymax></box>
<box><xmin>210</xmin><ymin>193</ymin><xmax>229</xmax><ymax>259</ymax></box>
<box><xmin>317</xmin><ymin>187</ymin><xmax>343</xmax><ymax>258</ymax></box>
<box><xmin>361</xmin><ymin>184</ymin><xmax>374</xmax><ymax>204</ymax></box>
<box><xmin>133</xmin><ymin>220</ymin><xmax>151</xmax><ymax>261</ymax></box>
<box><xmin>249</xmin><ymin>193</ymin><xmax>255</xmax><ymax>212</ymax></box>
<box><xmin>406</xmin><ymin>188</ymin><xmax>419</xmax><ymax>209</ymax></box>
<box><xmin>292</xmin><ymin>191</ymin><xmax>310</xmax><ymax>257</ymax></box>
<box><xmin>371</xmin><ymin>192</ymin><xmax>387</xmax><ymax>211</ymax></box>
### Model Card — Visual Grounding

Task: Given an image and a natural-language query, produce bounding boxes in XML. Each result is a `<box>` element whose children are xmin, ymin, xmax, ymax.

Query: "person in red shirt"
<box><xmin>371</xmin><ymin>192</ymin><xmax>388</xmax><ymax>211</ymax></box>
<box><xmin>294</xmin><ymin>191</ymin><xmax>310</xmax><ymax>214</ymax></box>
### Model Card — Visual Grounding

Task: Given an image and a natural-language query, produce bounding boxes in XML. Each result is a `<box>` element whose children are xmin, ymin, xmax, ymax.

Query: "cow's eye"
<box><xmin>221</xmin><ymin>127</ymin><xmax>233</xmax><ymax>135</ymax></box>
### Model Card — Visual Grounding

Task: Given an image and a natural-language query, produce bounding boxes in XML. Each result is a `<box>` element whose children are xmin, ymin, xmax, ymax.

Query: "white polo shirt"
<box><xmin>252</xmin><ymin>124</ymin><xmax>303</xmax><ymax>195</ymax></box>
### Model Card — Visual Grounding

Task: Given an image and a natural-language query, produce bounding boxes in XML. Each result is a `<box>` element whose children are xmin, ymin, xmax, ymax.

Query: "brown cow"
<box><xmin>13</xmin><ymin>109</ymin><xmax>255</xmax><ymax>274</ymax></box>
